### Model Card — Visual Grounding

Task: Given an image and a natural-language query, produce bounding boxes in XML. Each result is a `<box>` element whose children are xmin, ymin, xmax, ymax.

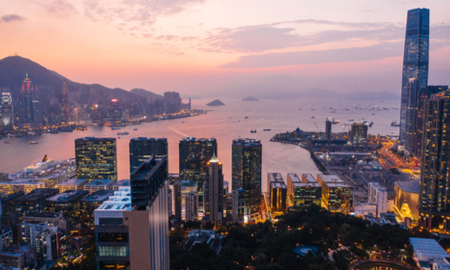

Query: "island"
<box><xmin>206</xmin><ymin>99</ymin><xmax>225</xmax><ymax>106</ymax></box>
<box><xmin>242</xmin><ymin>96</ymin><xmax>259</xmax><ymax>101</ymax></box>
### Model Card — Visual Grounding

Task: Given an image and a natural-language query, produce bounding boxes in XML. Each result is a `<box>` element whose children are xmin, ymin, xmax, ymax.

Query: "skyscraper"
<box><xmin>1</xmin><ymin>92</ymin><xmax>13</xmax><ymax>129</ymax></box>
<box><xmin>404</xmin><ymin>78</ymin><xmax>419</xmax><ymax>153</ymax></box>
<box><xmin>232</xmin><ymin>138</ymin><xmax>262</xmax><ymax>222</ymax></box>
<box><xmin>20</xmin><ymin>74</ymin><xmax>34</xmax><ymax>126</ymax></box>
<box><xmin>411</xmin><ymin>86</ymin><xmax>449</xmax><ymax>156</ymax></box>
<box><xmin>75</xmin><ymin>137</ymin><xmax>117</xmax><ymax>181</ymax></box>
<box><xmin>400</xmin><ymin>8</ymin><xmax>429</xmax><ymax>141</ymax></box>
<box><xmin>179</xmin><ymin>137</ymin><xmax>217</xmax><ymax>216</ymax></box>
<box><xmin>204</xmin><ymin>154</ymin><xmax>224</xmax><ymax>222</ymax></box>
<box><xmin>419</xmin><ymin>93</ymin><xmax>450</xmax><ymax>230</ymax></box>
<box><xmin>129</xmin><ymin>138</ymin><xmax>168</xmax><ymax>173</ymax></box>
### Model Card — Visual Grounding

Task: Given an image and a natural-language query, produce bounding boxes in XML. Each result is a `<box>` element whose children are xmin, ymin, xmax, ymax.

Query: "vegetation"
<box><xmin>170</xmin><ymin>205</ymin><xmax>422</xmax><ymax>270</ymax></box>
<box><xmin>51</xmin><ymin>236</ymin><xmax>96</xmax><ymax>270</ymax></box>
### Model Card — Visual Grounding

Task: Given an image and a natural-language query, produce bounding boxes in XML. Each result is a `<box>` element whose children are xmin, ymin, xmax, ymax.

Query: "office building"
<box><xmin>316</xmin><ymin>174</ymin><xmax>351</xmax><ymax>213</ymax></box>
<box><xmin>12</xmin><ymin>189</ymin><xmax>59</xmax><ymax>215</ymax></box>
<box><xmin>55</xmin><ymin>179</ymin><xmax>89</xmax><ymax>193</ymax></box>
<box><xmin>75</xmin><ymin>137</ymin><xmax>117</xmax><ymax>181</ymax></box>
<box><xmin>267</xmin><ymin>173</ymin><xmax>287</xmax><ymax>212</ymax></box>
<box><xmin>400</xmin><ymin>8</ymin><xmax>429</xmax><ymax>141</ymax></box>
<box><xmin>349</xmin><ymin>123</ymin><xmax>368</xmax><ymax>145</ymax></box>
<box><xmin>173</xmin><ymin>180</ymin><xmax>198</xmax><ymax>221</ymax></box>
<box><xmin>22</xmin><ymin>212</ymin><xmax>67</xmax><ymax>232</ymax></box>
<box><xmin>287</xmin><ymin>173</ymin><xmax>321</xmax><ymax>208</ymax></box>
<box><xmin>0</xmin><ymin>181</ymin><xmax>45</xmax><ymax>195</ymax></box>
<box><xmin>129</xmin><ymin>138</ymin><xmax>168</xmax><ymax>173</ymax></box>
<box><xmin>46</xmin><ymin>190</ymin><xmax>89</xmax><ymax>228</ymax></box>
<box><xmin>179</xmin><ymin>137</ymin><xmax>217</xmax><ymax>215</ymax></box>
<box><xmin>232</xmin><ymin>139</ymin><xmax>262</xmax><ymax>222</ymax></box>
<box><xmin>0</xmin><ymin>227</ymin><xmax>13</xmax><ymax>252</ymax></box>
<box><xmin>1</xmin><ymin>92</ymin><xmax>14</xmax><ymax>128</ymax></box>
<box><xmin>411</xmin><ymin>86</ymin><xmax>449</xmax><ymax>156</ymax></box>
<box><xmin>418</xmin><ymin>94</ymin><xmax>450</xmax><ymax>230</ymax></box>
<box><xmin>368</xmin><ymin>182</ymin><xmax>388</xmax><ymax>217</ymax></box>
<box><xmin>96</xmin><ymin>156</ymin><xmax>170</xmax><ymax>269</ymax></box>
<box><xmin>21</xmin><ymin>223</ymin><xmax>59</xmax><ymax>262</ymax></box>
<box><xmin>404</xmin><ymin>78</ymin><xmax>419</xmax><ymax>153</ymax></box>
<box><xmin>204</xmin><ymin>154</ymin><xmax>224</xmax><ymax>222</ymax></box>
<box><xmin>84</xmin><ymin>179</ymin><xmax>114</xmax><ymax>193</ymax></box>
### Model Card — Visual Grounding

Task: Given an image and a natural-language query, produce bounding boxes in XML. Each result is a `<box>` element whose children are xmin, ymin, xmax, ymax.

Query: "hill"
<box><xmin>0</xmin><ymin>56</ymin><xmax>149</xmax><ymax>101</ymax></box>
<box><xmin>130</xmin><ymin>88</ymin><xmax>163</xmax><ymax>100</ymax></box>
<box><xmin>206</xmin><ymin>99</ymin><xmax>225</xmax><ymax>106</ymax></box>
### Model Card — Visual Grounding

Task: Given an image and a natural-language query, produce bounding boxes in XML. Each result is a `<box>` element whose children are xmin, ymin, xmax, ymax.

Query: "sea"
<box><xmin>0</xmin><ymin>97</ymin><xmax>400</xmax><ymax>190</ymax></box>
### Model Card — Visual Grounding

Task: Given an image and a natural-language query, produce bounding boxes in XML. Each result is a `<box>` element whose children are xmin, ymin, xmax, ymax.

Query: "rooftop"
<box><xmin>130</xmin><ymin>137</ymin><xmax>167</xmax><ymax>142</ymax></box>
<box><xmin>176</xmin><ymin>179</ymin><xmax>198</xmax><ymax>188</ymax></box>
<box><xmin>55</xmin><ymin>179</ymin><xmax>88</xmax><ymax>187</ymax></box>
<box><xmin>47</xmin><ymin>190</ymin><xmax>89</xmax><ymax>203</ymax></box>
<box><xmin>75</xmin><ymin>137</ymin><xmax>116</xmax><ymax>142</ymax></box>
<box><xmin>232</xmin><ymin>138</ymin><xmax>261</xmax><ymax>146</ymax></box>
<box><xmin>271</xmin><ymin>181</ymin><xmax>287</xmax><ymax>189</ymax></box>
<box><xmin>318</xmin><ymin>174</ymin><xmax>345</xmax><ymax>183</ymax></box>
<box><xmin>13</xmin><ymin>189</ymin><xmax>59</xmax><ymax>203</ymax></box>
<box><xmin>95</xmin><ymin>187</ymin><xmax>132</xmax><ymax>211</ymax></box>
<box><xmin>395</xmin><ymin>180</ymin><xmax>420</xmax><ymax>193</ymax></box>
<box><xmin>81</xmin><ymin>190</ymin><xmax>115</xmax><ymax>203</ymax></box>
<box><xmin>410</xmin><ymin>237</ymin><xmax>450</xmax><ymax>264</ymax></box>
<box><xmin>288</xmin><ymin>173</ymin><xmax>301</xmax><ymax>183</ymax></box>
<box><xmin>302</xmin><ymin>173</ymin><xmax>317</xmax><ymax>183</ymax></box>
<box><xmin>84</xmin><ymin>179</ymin><xmax>114</xmax><ymax>187</ymax></box>
<box><xmin>180</xmin><ymin>137</ymin><xmax>216</xmax><ymax>142</ymax></box>
<box><xmin>23</xmin><ymin>212</ymin><xmax>63</xmax><ymax>219</ymax></box>
<box><xmin>268</xmin><ymin>173</ymin><xmax>284</xmax><ymax>183</ymax></box>
<box><xmin>114</xmin><ymin>179</ymin><xmax>130</xmax><ymax>187</ymax></box>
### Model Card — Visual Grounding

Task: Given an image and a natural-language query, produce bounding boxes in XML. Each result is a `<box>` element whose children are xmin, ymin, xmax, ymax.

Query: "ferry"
<box><xmin>117</xmin><ymin>131</ymin><xmax>129</xmax><ymax>135</ymax></box>
<box><xmin>111</xmin><ymin>127</ymin><xmax>121</xmax><ymax>130</ymax></box>
<box><xmin>29</xmin><ymin>141</ymin><xmax>38</xmax><ymax>145</ymax></box>
<box><xmin>263</xmin><ymin>129</ymin><xmax>271</xmax><ymax>131</ymax></box>
<box><xmin>250</xmin><ymin>129</ymin><xmax>257</xmax><ymax>133</ymax></box>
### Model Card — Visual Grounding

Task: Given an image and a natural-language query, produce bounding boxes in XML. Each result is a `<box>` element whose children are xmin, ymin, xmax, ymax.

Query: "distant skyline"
<box><xmin>1</xmin><ymin>0</ymin><xmax>449</xmax><ymax>97</ymax></box>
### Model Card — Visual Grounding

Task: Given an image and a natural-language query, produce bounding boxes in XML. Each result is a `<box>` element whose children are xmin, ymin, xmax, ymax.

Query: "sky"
<box><xmin>1</xmin><ymin>0</ymin><xmax>449</xmax><ymax>98</ymax></box>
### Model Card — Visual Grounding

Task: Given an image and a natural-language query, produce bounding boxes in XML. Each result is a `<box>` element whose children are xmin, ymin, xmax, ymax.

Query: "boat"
<box><xmin>8</xmin><ymin>133</ymin><xmax>23</xmax><ymax>138</ymax></box>
<box><xmin>117</xmin><ymin>131</ymin><xmax>129</xmax><ymax>135</ymax></box>
<box><xmin>299</xmin><ymin>109</ymin><xmax>302</xmax><ymax>111</ymax></box>
<box><xmin>263</xmin><ymin>129</ymin><xmax>271</xmax><ymax>131</ymax></box>
<box><xmin>29</xmin><ymin>141</ymin><xmax>38</xmax><ymax>145</ymax></box>
<box><xmin>245</xmin><ymin>116</ymin><xmax>249</xmax><ymax>119</ymax></box>
<box><xmin>330</xmin><ymin>109</ymin><xmax>337</xmax><ymax>113</ymax></box>
<box><xmin>330</xmin><ymin>118</ymin><xmax>340</xmax><ymax>124</ymax></box>
<box><xmin>4</xmin><ymin>141</ymin><xmax>9</xmax><ymax>144</ymax></box>
<box><xmin>349</xmin><ymin>119</ymin><xmax>354</xmax><ymax>122</ymax></box>
<box><xmin>372</xmin><ymin>113</ymin><xmax>375</xmax><ymax>115</ymax></box>
<box><xmin>134</xmin><ymin>128</ymin><xmax>138</xmax><ymax>131</ymax></box>
<box><xmin>111</xmin><ymin>127</ymin><xmax>121</xmax><ymax>130</ymax></box>
<box><xmin>369</xmin><ymin>122</ymin><xmax>374</xmax><ymax>127</ymax></box>
<box><xmin>250</xmin><ymin>129</ymin><xmax>257</xmax><ymax>133</ymax></box>
<box><xmin>49</xmin><ymin>129</ymin><xmax>59</xmax><ymax>134</ymax></box>
<box><xmin>311</xmin><ymin>116</ymin><xmax>315</xmax><ymax>119</ymax></box>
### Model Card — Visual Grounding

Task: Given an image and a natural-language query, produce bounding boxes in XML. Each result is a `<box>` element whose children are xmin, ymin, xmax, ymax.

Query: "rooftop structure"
<box><xmin>410</xmin><ymin>237</ymin><xmax>450</xmax><ymax>268</ymax></box>
<box><xmin>94</xmin><ymin>187</ymin><xmax>132</xmax><ymax>214</ymax></box>
<box><xmin>13</xmin><ymin>189</ymin><xmax>59</xmax><ymax>204</ymax></box>
<box><xmin>114</xmin><ymin>179</ymin><xmax>130</xmax><ymax>190</ymax></box>
<box><xmin>84</xmin><ymin>179</ymin><xmax>114</xmax><ymax>193</ymax></box>
<box><xmin>55</xmin><ymin>179</ymin><xmax>88</xmax><ymax>193</ymax></box>
<box><xmin>81</xmin><ymin>190</ymin><xmax>115</xmax><ymax>203</ymax></box>
<box><xmin>47</xmin><ymin>190</ymin><xmax>89</xmax><ymax>203</ymax></box>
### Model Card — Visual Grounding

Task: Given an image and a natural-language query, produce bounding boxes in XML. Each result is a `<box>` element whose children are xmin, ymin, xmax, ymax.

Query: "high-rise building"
<box><xmin>1</xmin><ymin>92</ymin><xmax>14</xmax><ymax>129</ymax></box>
<box><xmin>411</xmin><ymin>86</ymin><xmax>449</xmax><ymax>156</ymax></box>
<box><xmin>129</xmin><ymin>138</ymin><xmax>168</xmax><ymax>173</ymax></box>
<box><xmin>173</xmin><ymin>180</ymin><xmax>198</xmax><ymax>221</ymax></box>
<box><xmin>232</xmin><ymin>139</ymin><xmax>262</xmax><ymax>222</ymax></box>
<box><xmin>325</xmin><ymin>119</ymin><xmax>332</xmax><ymax>141</ymax></box>
<box><xmin>204</xmin><ymin>154</ymin><xmax>224</xmax><ymax>222</ymax></box>
<box><xmin>179</xmin><ymin>137</ymin><xmax>217</xmax><ymax>216</ymax></box>
<box><xmin>96</xmin><ymin>156</ymin><xmax>169</xmax><ymax>269</ymax></box>
<box><xmin>316</xmin><ymin>174</ymin><xmax>351</xmax><ymax>213</ymax></box>
<box><xmin>21</xmin><ymin>223</ymin><xmax>59</xmax><ymax>262</ymax></box>
<box><xmin>20</xmin><ymin>74</ymin><xmax>34</xmax><ymax>126</ymax></box>
<box><xmin>418</xmin><ymin>94</ymin><xmax>450</xmax><ymax>230</ymax></box>
<box><xmin>267</xmin><ymin>173</ymin><xmax>287</xmax><ymax>212</ymax></box>
<box><xmin>32</xmin><ymin>99</ymin><xmax>43</xmax><ymax>127</ymax></box>
<box><xmin>368</xmin><ymin>182</ymin><xmax>388</xmax><ymax>217</ymax></box>
<box><xmin>163</xmin><ymin>91</ymin><xmax>182</xmax><ymax>114</ymax></box>
<box><xmin>349</xmin><ymin>123</ymin><xmax>368</xmax><ymax>145</ymax></box>
<box><xmin>404</xmin><ymin>78</ymin><xmax>419</xmax><ymax>153</ymax></box>
<box><xmin>75</xmin><ymin>137</ymin><xmax>117</xmax><ymax>181</ymax></box>
<box><xmin>287</xmin><ymin>173</ymin><xmax>321</xmax><ymax>208</ymax></box>
<box><xmin>400</xmin><ymin>8</ymin><xmax>429</xmax><ymax>141</ymax></box>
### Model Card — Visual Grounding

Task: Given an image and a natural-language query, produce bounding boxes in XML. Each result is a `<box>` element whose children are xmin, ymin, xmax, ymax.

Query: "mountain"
<box><xmin>242</xmin><ymin>96</ymin><xmax>259</xmax><ymax>101</ymax></box>
<box><xmin>206</xmin><ymin>99</ymin><xmax>225</xmax><ymax>106</ymax></box>
<box><xmin>130</xmin><ymin>88</ymin><xmax>163</xmax><ymax>100</ymax></box>
<box><xmin>0</xmin><ymin>56</ymin><xmax>146</xmax><ymax>101</ymax></box>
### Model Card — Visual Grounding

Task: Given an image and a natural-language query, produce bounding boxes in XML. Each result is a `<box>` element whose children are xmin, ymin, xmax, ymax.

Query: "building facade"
<box><xmin>232</xmin><ymin>139</ymin><xmax>262</xmax><ymax>222</ymax></box>
<box><xmin>316</xmin><ymin>174</ymin><xmax>351</xmax><ymax>213</ymax></box>
<box><xmin>129</xmin><ymin>138</ymin><xmax>168</xmax><ymax>173</ymax></box>
<box><xmin>204</xmin><ymin>154</ymin><xmax>224</xmax><ymax>222</ymax></box>
<box><xmin>75</xmin><ymin>137</ymin><xmax>117</xmax><ymax>181</ymax></box>
<box><xmin>368</xmin><ymin>182</ymin><xmax>388</xmax><ymax>217</ymax></box>
<box><xmin>287</xmin><ymin>173</ymin><xmax>321</xmax><ymax>208</ymax></box>
<box><xmin>400</xmin><ymin>8</ymin><xmax>429</xmax><ymax>141</ymax></box>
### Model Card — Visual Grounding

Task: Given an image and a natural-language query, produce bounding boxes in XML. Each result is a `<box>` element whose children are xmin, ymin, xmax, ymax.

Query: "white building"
<box><xmin>368</xmin><ymin>182</ymin><xmax>387</xmax><ymax>217</ymax></box>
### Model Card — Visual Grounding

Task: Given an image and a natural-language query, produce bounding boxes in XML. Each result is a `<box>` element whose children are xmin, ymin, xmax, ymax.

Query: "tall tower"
<box><xmin>400</xmin><ymin>8</ymin><xmax>429</xmax><ymax>142</ymax></box>
<box><xmin>179</xmin><ymin>137</ymin><xmax>217</xmax><ymax>217</ymax></box>
<box><xmin>232</xmin><ymin>139</ymin><xmax>262</xmax><ymax>222</ymax></box>
<box><xmin>75</xmin><ymin>137</ymin><xmax>117</xmax><ymax>181</ymax></box>
<box><xmin>418</xmin><ymin>93</ymin><xmax>450</xmax><ymax>231</ymax></box>
<box><xmin>61</xmin><ymin>82</ymin><xmax>69</xmax><ymax>124</ymax></box>
<box><xmin>1</xmin><ymin>92</ymin><xmax>14</xmax><ymax>128</ymax></box>
<box><xmin>205</xmin><ymin>153</ymin><xmax>223</xmax><ymax>222</ymax></box>
<box><xmin>21</xmin><ymin>74</ymin><xmax>34</xmax><ymax>125</ymax></box>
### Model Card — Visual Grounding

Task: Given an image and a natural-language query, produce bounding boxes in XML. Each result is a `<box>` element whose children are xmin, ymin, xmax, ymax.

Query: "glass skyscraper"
<box><xmin>400</xmin><ymin>8</ymin><xmax>429</xmax><ymax>142</ymax></box>
<box><xmin>75</xmin><ymin>137</ymin><xmax>117</xmax><ymax>181</ymax></box>
<box><xmin>232</xmin><ymin>138</ymin><xmax>262</xmax><ymax>222</ymax></box>
<box><xmin>129</xmin><ymin>138</ymin><xmax>168</xmax><ymax>173</ymax></box>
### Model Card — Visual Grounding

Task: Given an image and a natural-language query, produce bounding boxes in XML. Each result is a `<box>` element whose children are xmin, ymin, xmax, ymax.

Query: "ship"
<box><xmin>245</xmin><ymin>116</ymin><xmax>249</xmax><ymax>119</ymax></box>
<box><xmin>330</xmin><ymin>118</ymin><xmax>340</xmax><ymax>124</ymax></box>
<box><xmin>59</xmin><ymin>127</ymin><xmax>73</xmax><ymax>132</ymax></box>
<box><xmin>391</xmin><ymin>121</ymin><xmax>400</xmax><ymax>127</ymax></box>
<box><xmin>134</xmin><ymin>128</ymin><xmax>138</xmax><ymax>131</ymax></box>
<box><xmin>4</xmin><ymin>141</ymin><xmax>9</xmax><ymax>144</ymax></box>
<box><xmin>250</xmin><ymin>129</ymin><xmax>257</xmax><ymax>133</ymax></box>
<box><xmin>111</xmin><ymin>127</ymin><xmax>121</xmax><ymax>130</ymax></box>
<box><xmin>263</xmin><ymin>129</ymin><xmax>271</xmax><ymax>131</ymax></box>
<box><xmin>117</xmin><ymin>131</ymin><xmax>129</xmax><ymax>135</ymax></box>
<box><xmin>349</xmin><ymin>119</ymin><xmax>354</xmax><ymax>122</ymax></box>
<box><xmin>29</xmin><ymin>141</ymin><xmax>38</xmax><ymax>145</ymax></box>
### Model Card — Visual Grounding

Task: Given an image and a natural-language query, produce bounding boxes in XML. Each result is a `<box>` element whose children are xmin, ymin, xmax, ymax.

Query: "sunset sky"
<box><xmin>1</xmin><ymin>0</ymin><xmax>449</xmax><ymax>97</ymax></box>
